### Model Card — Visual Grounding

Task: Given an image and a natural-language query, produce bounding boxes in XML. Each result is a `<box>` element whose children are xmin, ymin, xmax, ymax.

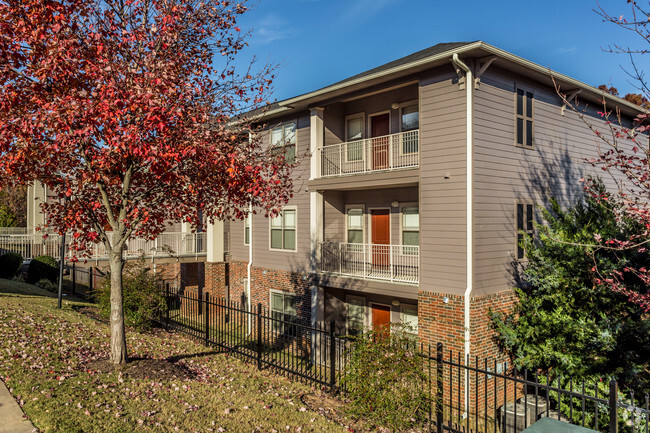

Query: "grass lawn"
<box><xmin>0</xmin><ymin>279</ymin><xmax>351</xmax><ymax>433</ymax></box>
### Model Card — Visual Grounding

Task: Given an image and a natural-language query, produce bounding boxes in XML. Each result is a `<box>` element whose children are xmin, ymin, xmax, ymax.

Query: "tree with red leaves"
<box><xmin>558</xmin><ymin>2</ymin><xmax>650</xmax><ymax>313</ymax></box>
<box><xmin>0</xmin><ymin>0</ymin><xmax>294</xmax><ymax>364</ymax></box>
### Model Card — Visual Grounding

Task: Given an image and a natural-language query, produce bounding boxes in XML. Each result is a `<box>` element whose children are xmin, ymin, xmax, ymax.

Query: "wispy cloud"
<box><xmin>337</xmin><ymin>0</ymin><xmax>398</xmax><ymax>25</ymax></box>
<box><xmin>250</xmin><ymin>14</ymin><xmax>296</xmax><ymax>45</ymax></box>
<box><xmin>557</xmin><ymin>46</ymin><xmax>578</xmax><ymax>54</ymax></box>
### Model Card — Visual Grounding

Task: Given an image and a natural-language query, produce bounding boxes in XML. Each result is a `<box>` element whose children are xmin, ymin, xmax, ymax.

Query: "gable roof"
<box><xmin>252</xmin><ymin>40</ymin><xmax>645</xmax><ymax>119</ymax></box>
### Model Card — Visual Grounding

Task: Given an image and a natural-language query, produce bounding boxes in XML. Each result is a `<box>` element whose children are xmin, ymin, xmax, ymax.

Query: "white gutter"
<box><xmin>452</xmin><ymin>53</ymin><xmax>473</xmax><ymax>418</ymax></box>
<box><xmin>247</xmin><ymin>132</ymin><xmax>253</xmax><ymax>334</ymax></box>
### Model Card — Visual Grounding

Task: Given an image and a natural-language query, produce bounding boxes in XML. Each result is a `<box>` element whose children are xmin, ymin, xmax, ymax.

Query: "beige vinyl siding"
<box><xmin>228</xmin><ymin>112</ymin><xmax>312</xmax><ymax>273</ymax></box>
<box><xmin>472</xmin><ymin>66</ymin><xmax>628</xmax><ymax>295</ymax></box>
<box><xmin>418</xmin><ymin>68</ymin><xmax>467</xmax><ymax>296</ymax></box>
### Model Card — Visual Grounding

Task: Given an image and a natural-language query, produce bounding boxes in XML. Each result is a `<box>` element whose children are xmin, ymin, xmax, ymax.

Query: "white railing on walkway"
<box><xmin>0</xmin><ymin>232</ymin><xmax>207</xmax><ymax>261</ymax></box>
<box><xmin>319</xmin><ymin>130</ymin><xmax>419</xmax><ymax>177</ymax></box>
<box><xmin>0</xmin><ymin>227</ymin><xmax>27</xmax><ymax>235</ymax></box>
<box><xmin>318</xmin><ymin>242</ymin><xmax>419</xmax><ymax>284</ymax></box>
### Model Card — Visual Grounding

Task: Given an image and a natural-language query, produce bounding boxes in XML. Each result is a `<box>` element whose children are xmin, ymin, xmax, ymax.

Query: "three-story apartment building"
<box><xmin>203</xmin><ymin>41</ymin><xmax>646</xmax><ymax>360</ymax></box>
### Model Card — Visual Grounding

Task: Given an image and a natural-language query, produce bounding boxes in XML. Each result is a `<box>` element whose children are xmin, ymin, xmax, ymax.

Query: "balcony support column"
<box><xmin>309</xmin><ymin>107</ymin><xmax>324</xmax><ymax>180</ymax></box>
<box><xmin>206</xmin><ymin>220</ymin><xmax>224</xmax><ymax>263</ymax></box>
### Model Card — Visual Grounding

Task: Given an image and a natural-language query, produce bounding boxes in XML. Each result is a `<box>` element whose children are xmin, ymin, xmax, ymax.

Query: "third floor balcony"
<box><xmin>318</xmin><ymin>130</ymin><xmax>419</xmax><ymax>178</ymax></box>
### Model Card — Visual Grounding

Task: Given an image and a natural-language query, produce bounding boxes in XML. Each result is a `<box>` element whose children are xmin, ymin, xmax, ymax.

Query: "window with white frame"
<box><xmin>347</xmin><ymin>208</ymin><xmax>364</xmax><ymax>244</ymax></box>
<box><xmin>270</xmin><ymin>123</ymin><xmax>296</xmax><ymax>163</ymax></box>
<box><xmin>270</xmin><ymin>208</ymin><xmax>296</xmax><ymax>251</ymax></box>
<box><xmin>401</xmin><ymin>104</ymin><xmax>419</xmax><ymax>154</ymax></box>
<box><xmin>516</xmin><ymin>201</ymin><xmax>534</xmax><ymax>260</ymax></box>
<box><xmin>401</xmin><ymin>206</ymin><xmax>419</xmax><ymax>254</ymax></box>
<box><xmin>346</xmin><ymin>115</ymin><xmax>364</xmax><ymax>162</ymax></box>
<box><xmin>271</xmin><ymin>291</ymin><xmax>297</xmax><ymax>334</ymax></box>
<box><xmin>401</xmin><ymin>305</ymin><xmax>418</xmax><ymax>335</ymax></box>
<box><xmin>347</xmin><ymin>296</ymin><xmax>366</xmax><ymax>336</ymax></box>
<box><xmin>515</xmin><ymin>88</ymin><xmax>534</xmax><ymax>148</ymax></box>
<box><xmin>244</xmin><ymin>215</ymin><xmax>250</xmax><ymax>245</ymax></box>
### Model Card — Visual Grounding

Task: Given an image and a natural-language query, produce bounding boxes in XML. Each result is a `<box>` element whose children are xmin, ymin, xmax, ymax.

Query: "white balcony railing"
<box><xmin>319</xmin><ymin>130</ymin><xmax>419</xmax><ymax>177</ymax></box>
<box><xmin>0</xmin><ymin>232</ymin><xmax>207</xmax><ymax>261</ymax></box>
<box><xmin>318</xmin><ymin>242</ymin><xmax>419</xmax><ymax>284</ymax></box>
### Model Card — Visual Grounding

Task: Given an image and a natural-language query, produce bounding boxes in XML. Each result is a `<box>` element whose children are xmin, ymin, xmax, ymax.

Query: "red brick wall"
<box><xmin>228</xmin><ymin>260</ymin><xmax>311</xmax><ymax>325</ymax></box>
<box><xmin>204</xmin><ymin>261</ymin><xmax>227</xmax><ymax>298</ymax></box>
<box><xmin>418</xmin><ymin>289</ymin><xmax>520</xmax><ymax>419</ymax></box>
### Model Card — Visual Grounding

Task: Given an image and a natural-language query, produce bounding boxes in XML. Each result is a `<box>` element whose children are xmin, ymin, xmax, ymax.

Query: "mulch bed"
<box><xmin>84</xmin><ymin>357</ymin><xmax>196</xmax><ymax>381</ymax></box>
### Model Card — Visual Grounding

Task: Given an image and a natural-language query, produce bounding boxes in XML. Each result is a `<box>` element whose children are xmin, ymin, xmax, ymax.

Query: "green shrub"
<box><xmin>342</xmin><ymin>325</ymin><xmax>431</xmax><ymax>431</ymax></box>
<box><xmin>27</xmin><ymin>255</ymin><xmax>58</xmax><ymax>284</ymax></box>
<box><xmin>93</xmin><ymin>262</ymin><xmax>165</xmax><ymax>331</ymax></box>
<box><xmin>0</xmin><ymin>252</ymin><xmax>23</xmax><ymax>279</ymax></box>
<box><xmin>35</xmin><ymin>278</ymin><xmax>57</xmax><ymax>293</ymax></box>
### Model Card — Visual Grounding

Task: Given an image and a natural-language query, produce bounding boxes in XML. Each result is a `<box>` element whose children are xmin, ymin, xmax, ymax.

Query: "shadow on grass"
<box><xmin>166</xmin><ymin>350</ymin><xmax>227</xmax><ymax>363</ymax></box>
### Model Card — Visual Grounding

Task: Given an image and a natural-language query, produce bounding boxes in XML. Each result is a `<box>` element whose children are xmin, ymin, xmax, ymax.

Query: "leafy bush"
<box><xmin>35</xmin><ymin>278</ymin><xmax>57</xmax><ymax>293</ymax></box>
<box><xmin>490</xmin><ymin>182</ymin><xmax>650</xmax><ymax>392</ymax></box>
<box><xmin>93</xmin><ymin>262</ymin><xmax>165</xmax><ymax>331</ymax></box>
<box><xmin>0</xmin><ymin>252</ymin><xmax>23</xmax><ymax>279</ymax></box>
<box><xmin>27</xmin><ymin>255</ymin><xmax>58</xmax><ymax>284</ymax></box>
<box><xmin>342</xmin><ymin>325</ymin><xmax>431</xmax><ymax>431</ymax></box>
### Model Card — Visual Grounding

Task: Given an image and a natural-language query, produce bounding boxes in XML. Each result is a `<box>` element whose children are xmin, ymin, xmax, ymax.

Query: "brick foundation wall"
<box><xmin>419</xmin><ymin>289</ymin><xmax>520</xmax><ymax>418</ymax></box>
<box><xmin>228</xmin><ymin>261</ymin><xmax>312</xmax><ymax>325</ymax></box>
<box><xmin>204</xmin><ymin>261</ymin><xmax>227</xmax><ymax>298</ymax></box>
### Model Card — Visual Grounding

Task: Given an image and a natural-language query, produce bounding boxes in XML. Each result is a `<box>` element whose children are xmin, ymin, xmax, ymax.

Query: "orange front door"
<box><xmin>371</xmin><ymin>209</ymin><xmax>390</xmax><ymax>267</ymax></box>
<box><xmin>372</xmin><ymin>304</ymin><xmax>391</xmax><ymax>337</ymax></box>
<box><xmin>371</xmin><ymin>114</ymin><xmax>390</xmax><ymax>170</ymax></box>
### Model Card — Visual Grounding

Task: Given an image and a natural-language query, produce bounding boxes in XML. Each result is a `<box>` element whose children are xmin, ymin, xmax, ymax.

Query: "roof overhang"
<box><xmin>259</xmin><ymin>41</ymin><xmax>645</xmax><ymax>120</ymax></box>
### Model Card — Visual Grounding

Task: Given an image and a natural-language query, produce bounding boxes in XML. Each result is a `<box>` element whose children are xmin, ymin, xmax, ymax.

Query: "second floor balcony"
<box><xmin>318</xmin><ymin>241</ymin><xmax>419</xmax><ymax>285</ymax></box>
<box><xmin>319</xmin><ymin>130</ymin><xmax>419</xmax><ymax>178</ymax></box>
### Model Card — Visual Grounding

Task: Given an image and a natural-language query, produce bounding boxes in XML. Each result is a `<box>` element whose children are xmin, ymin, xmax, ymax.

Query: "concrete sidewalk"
<box><xmin>0</xmin><ymin>380</ymin><xmax>35</xmax><ymax>433</ymax></box>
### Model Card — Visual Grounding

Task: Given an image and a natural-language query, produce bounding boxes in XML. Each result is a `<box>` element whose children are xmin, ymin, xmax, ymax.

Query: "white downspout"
<box><xmin>247</xmin><ymin>132</ymin><xmax>253</xmax><ymax>334</ymax></box>
<box><xmin>452</xmin><ymin>53</ymin><xmax>473</xmax><ymax>417</ymax></box>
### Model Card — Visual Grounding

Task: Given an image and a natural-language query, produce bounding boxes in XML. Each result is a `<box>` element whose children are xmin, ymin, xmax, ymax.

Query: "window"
<box><xmin>347</xmin><ymin>296</ymin><xmax>366</xmax><ymax>336</ymax></box>
<box><xmin>400</xmin><ymin>305</ymin><xmax>418</xmax><ymax>335</ymax></box>
<box><xmin>515</xmin><ymin>88</ymin><xmax>533</xmax><ymax>148</ymax></box>
<box><xmin>270</xmin><ymin>123</ymin><xmax>296</xmax><ymax>163</ymax></box>
<box><xmin>347</xmin><ymin>208</ymin><xmax>364</xmax><ymax>244</ymax></box>
<box><xmin>401</xmin><ymin>104</ymin><xmax>419</xmax><ymax>154</ymax></box>
<box><xmin>402</xmin><ymin>206</ymin><xmax>419</xmax><ymax>254</ymax></box>
<box><xmin>516</xmin><ymin>201</ymin><xmax>534</xmax><ymax>259</ymax></box>
<box><xmin>244</xmin><ymin>215</ymin><xmax>250</xmax><ymax>245</ymax></box>
<box><xmin>270</xmin><ymin>208</ymin><xmax>296</xmax><ymax>250</ymax></box>
<box><xmin>346</xmin><ymin>114</ymin><xmax>364</xmax><ymax>162</ymax></box>
<box><xmin>271</xmin><ymin>291</ymin><xmax>297</xmax><ymax>335</ymax></box>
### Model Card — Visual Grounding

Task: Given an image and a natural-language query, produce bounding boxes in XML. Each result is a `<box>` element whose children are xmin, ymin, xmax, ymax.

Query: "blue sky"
<box><xmin>234</xmin><ymin>0</ymin><xmax>649</xmax><ymax>102</ymax></box>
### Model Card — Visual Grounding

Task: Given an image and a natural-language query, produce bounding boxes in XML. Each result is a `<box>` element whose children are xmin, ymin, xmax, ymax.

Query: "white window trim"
<box><xmin>346</xmin><ymin>294</ymin><xmax>366</xmax><ymax>335</ymax></box>
<box><xmin>345</xmin><ymin>204</ymin><xmax>365</xmax><ymax>244</ymax></box>
<box><xmin>399</xmin><ymin>101</ymin><xmax>419</xmax><ymax>156</ymax></box>
<box><xmin>515</xmin><ymin>199</ymin><xmax>535</xmax><ymax>261</ymax></box>
<box><xmin>514</xmin><ymin>85</ymin><xmax>534</xmax><ymax>149</ymax></box>
<box><xmin>269</xmin><ymin>206</ymin><xmax>298</xmax><ymax>252</ymax></box>
<box><xmin>367</xmin><ymin>207</ymin><xmax>392</xmax><ymax>246</ymax></box>
<box><xmin>399</xmin><ymin>203</ymin><xmax>419</xmax><ymax>252</ymax></box>
<box><xmin>400</xmin><ymin>304</ymin><xmax>418</xmax><ymax>335</ymax></box>
<box><xmin>269</xmin><ymin>289</ymin><xmax>298</xmax><ymax>334</ymax></box>
<box><xmin>344</xmin><ymin>113</ymin><xmax>365</xmax><ymax>163</ymax></box>
<box><xmin>269</xmin><ymin>121</ymin><xmax>298</xmax><ymax>160</ymax></box>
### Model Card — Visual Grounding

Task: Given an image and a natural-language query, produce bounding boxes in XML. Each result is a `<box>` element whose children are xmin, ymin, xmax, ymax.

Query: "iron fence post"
<box><xmin>436</xmin><ymin>343</ymin><xmax>444</xmax><ymax>433</ymax></box>
<box><xmin>205</xmin><ymin>292</ymin><xmax>210</xmax><ymax>346</ymax></box>
<box><xmin>329</xmin><ymin>319</ymin><xmax>336</xmax><ymax>393</ymax></box>
<box><xmin>257</xmin><ymin>303</ymin><xmax>262</xmax><ymax>371</ymax></box>
<box><xmin>165</xmin><ymin>283</ymin><xmax>170</xmax><ymax>330</ymax></box>
<box><xmin>609</xmin><ymin>380</ymin><xmax>618</xmax><ymax>433</ymax></box>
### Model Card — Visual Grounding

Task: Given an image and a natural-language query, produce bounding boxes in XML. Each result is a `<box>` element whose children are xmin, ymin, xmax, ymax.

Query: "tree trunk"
<box><xmin>109</xmin><ymin>253</ymin><xmax>128</xmax><ymax>364</ymax></box>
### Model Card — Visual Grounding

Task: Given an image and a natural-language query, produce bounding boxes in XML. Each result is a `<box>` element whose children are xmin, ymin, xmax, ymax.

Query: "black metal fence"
<box><xmin>156</xmin><ymin>286</ymin><xmax>649</xmax><ymax>433</ymax></box>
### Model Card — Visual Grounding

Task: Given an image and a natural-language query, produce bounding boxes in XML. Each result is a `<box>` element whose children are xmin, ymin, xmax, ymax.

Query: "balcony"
<box><xmin>318</xmin><ymin>242</ymin><xmax>419</xmax><ymax>284</ymax></box>
<box><xmin>319</xmin><ymin>130</ymin><xmax>419</xmax><ymax>178</ymax></box>
<box><xmin>0</xmin><ymin>232</ymin><xmax>207</xmax><ymax>261</ymax></box>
